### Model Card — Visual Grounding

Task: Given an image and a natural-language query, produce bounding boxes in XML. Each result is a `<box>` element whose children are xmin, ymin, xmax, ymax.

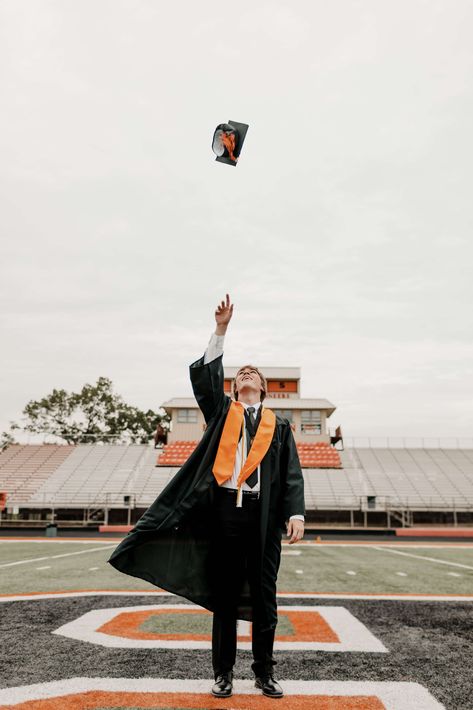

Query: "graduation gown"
<box><xmin>107</xmin><ymin>352</ymin><xmax>305</xmax><ymax>631</ymax></box>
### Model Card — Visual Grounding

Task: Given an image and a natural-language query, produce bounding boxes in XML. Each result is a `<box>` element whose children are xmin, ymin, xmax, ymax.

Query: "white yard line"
<box><xmin>372</xmin><ymin>546</ymin><xmax>473</xmax><ymax>571</ymax></box>
<box><xmin>0</xmin><ymin>545</ymin><xmax>116</xmax><ymax>569</ymax></box>
<box><xmin>0</xmin><ymin>590</ymin><xmax>472</xmax><ymax>603</ymax></box>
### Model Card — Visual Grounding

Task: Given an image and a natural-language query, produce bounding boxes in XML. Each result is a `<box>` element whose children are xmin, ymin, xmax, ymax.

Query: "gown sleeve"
<box><xmin>280</xmin><ymin>421</ymin><xmax>305</xmax><ymax>520</ymax></box>
<box><xmin>189</xmin><ymin>332</ymin><xmax>228</xmax><ymax>423</ymax></box>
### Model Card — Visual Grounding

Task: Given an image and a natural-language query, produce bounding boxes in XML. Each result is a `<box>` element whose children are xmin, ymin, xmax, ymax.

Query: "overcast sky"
<box><xmin>1</xmin><ymin>0</ymin><xmax>472</xmax><ymax>443</ymax></box>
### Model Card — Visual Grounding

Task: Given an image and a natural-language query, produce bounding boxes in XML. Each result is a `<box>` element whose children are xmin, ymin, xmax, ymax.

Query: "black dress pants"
<box><xmin>211</xmin><ymin>487</ymin><xmax>277</xmax><ymax>679</ymax></box>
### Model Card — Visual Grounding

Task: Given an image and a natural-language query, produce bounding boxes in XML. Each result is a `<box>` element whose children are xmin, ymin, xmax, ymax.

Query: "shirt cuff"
<box><xmin>203</xmin><ymin>332</ymin><xmax>225</xmax><ymax>364</ymax></box>
<box><xmin>289</xmin><ymin>515</ymin><xmax>305</xmax><ymax>522</ymax></box>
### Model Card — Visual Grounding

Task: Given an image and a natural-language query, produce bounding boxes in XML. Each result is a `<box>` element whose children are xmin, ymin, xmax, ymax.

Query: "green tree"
<box><xmin>0</xmin><ymin>431</ymin><xmax>15</xmax><ymax>451</ymax></box>
<box><xmin>10</xmin><ymin>377</ymin><xmax>169</xmax><ymax>445</ymax></box>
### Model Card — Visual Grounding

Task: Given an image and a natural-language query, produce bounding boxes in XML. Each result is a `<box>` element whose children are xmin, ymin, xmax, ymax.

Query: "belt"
<box><xmin>217</xmin><ymin>486</ymin><xmax>260</xmax><ymax>500</ymax></box>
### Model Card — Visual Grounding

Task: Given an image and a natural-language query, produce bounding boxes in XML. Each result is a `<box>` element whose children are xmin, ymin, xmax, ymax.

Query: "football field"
<box><xmin>0</xmin><ymin>538</ymin><xmax>472</xmax><ymax>709</ymax></box>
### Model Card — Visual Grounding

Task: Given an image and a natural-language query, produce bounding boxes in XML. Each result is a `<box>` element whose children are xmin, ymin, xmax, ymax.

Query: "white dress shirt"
<box><xmin>203</xmin><ymin>332</ymin><xmax>304</xmax><ymax>522</ymax></box>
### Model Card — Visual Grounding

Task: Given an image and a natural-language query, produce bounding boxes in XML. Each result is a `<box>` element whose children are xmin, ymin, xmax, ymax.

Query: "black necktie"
<box><xmin>245</xmin><ymin>406</ymin><xmax>259</xmax><ymax>488</ymax></box>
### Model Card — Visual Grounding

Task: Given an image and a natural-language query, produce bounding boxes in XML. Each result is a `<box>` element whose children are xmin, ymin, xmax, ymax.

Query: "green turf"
<box><xmin>139</xmin><ymin>611</ymin><xmax>294</xmax><ymax>636</ymax></box>
<box><xmin>0</xmin><ymin>541</ymin><xmax>472</xmax><ymax>595</ymax></box>
<box><xmin>140</xmin><ymin>612</ymin><xmax>213</xmax><ymax>635</ymax></box>
<box><xmin>276</xmin><ymin>545</ymin><xmax>473</xmax><ymax>594</ymax></box>
<box><xmin>0</xmin><ymin>541</ymin><xmax>103</xmax><ymax>563</ymax></box>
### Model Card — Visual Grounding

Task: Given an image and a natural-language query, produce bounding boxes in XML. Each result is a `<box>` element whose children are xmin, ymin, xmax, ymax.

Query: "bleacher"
<box><xmin>156</xmin><ymin>441</ymin><xmax>200</xmax><ymax>466</ymax></box>
<box><xmin>0</xmin><ymin>445</ymin><xmax>73</xmax><ymax>504</ymax></box>
<box><xmin>27</xmin><ymin>444</ymin><xmax>173</xmax><ymax>507</ymax></box>
<box><xmin>1</xmin><ymin>443</ymin><xmax>472</xmax><ymax>511</ymax></box>
<box><xmin>348</xmin><ymin>447</ymin><xmax>473</xmax><ymax>509</ymax></box>
<box><xmin>296</xmin><ymin>443</ymin><xmax>341</xmax><ymax>468</ymax></box>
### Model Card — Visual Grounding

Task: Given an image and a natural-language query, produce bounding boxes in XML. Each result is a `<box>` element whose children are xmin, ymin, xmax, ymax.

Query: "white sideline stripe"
<box><xmin>52</xmin><ymin>603</ymin><xmax>388</xmax><ymax>652</ymax></box>
<box><xmin>0</xmin><ymin>539</ymin><xmax>472</xmax><ymax>548</ymax></box>
<box><xmin>0</xmin><ymin>677</ymin><xmax>446</xmax><ymax>709</ymax></box>
<box><xmin>0</xmin><ymin>545</ymin><xmax>116</xmax><ymax>568</ymax></box>
<box><xmin>0</xmin><ymin>591</ymin><xmax>173</xmax><ymax>602</ymax></box>
<box><xmin>372</xmin><ymin>546</ymin><xmax>473</xmax><ymax>571</ymax></box>
<box><xmin>289</xmin><ymin>542</ymin><xmax>473</xmax><ymax>553</ymax></box>
<box><xmin>281</xmin><ymin>550</ymin><xmax>302</xmax><ymax>555</ymax></box>
<box><xmin>0</xmin><ymin>537</ymin><xmax>116</xmax><ymax>545</ymax></box>
<box><xmin>35</xmin><ymin>566</ymin><xmax>51</xmax><ymax>570</ymax></box>
<box><xmin>1</xmin><ymin>590</ymin><xmax>473</xmax><ymax>603</ymax></box>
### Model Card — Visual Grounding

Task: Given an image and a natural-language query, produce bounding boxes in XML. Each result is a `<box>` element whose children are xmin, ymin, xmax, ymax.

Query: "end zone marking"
<box><xmin>52</xmin><ymin>603</ymin><xmax>388</xmax><ymax>652</ymax></box>
<box><xmin>0</xmin><ymin>589</ymin><xmax>472</xmax><ymax>602</ymax></box>
<box><xmin>0</xmin><ymin>677</ymin><xmax>446</xmax><ymax>710</ymax></box>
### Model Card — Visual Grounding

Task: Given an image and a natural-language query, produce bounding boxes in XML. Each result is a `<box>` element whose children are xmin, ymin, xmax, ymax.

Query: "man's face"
<box><xmin>235</xmin><ymin>366</ymin><xmax>263</xmax><ymax>399</ymax></box>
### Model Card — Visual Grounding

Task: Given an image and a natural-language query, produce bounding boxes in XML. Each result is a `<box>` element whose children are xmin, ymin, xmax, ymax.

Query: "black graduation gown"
<box><xmin>107</xmin><ymin>352</ymin><xmax>305</xmax><ymax>631</ymax></box>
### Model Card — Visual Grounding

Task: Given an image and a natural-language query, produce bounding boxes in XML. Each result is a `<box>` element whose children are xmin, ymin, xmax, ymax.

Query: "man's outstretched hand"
<box><xmin>286</xmin><ymin>519</ymin><xmax>304</xmax><ymax>544</ymax></box>
<box><xmin>215</xmin><ymin>293</ymin><xmax>234</xmax><ymax>335</ymax></box>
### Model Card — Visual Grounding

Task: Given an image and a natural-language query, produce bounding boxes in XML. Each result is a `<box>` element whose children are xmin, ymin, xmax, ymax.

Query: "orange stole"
<box><xmin>212</xmin><ymin>400</ymin><xmax>276</xmax><ymax>488</ymax></box>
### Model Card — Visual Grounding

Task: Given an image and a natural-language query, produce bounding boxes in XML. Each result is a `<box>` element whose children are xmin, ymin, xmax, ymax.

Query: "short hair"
<box><xmin>232</xmin><ymin>364</ymin><xmax>267</xmax><ymax>402</ymax></box>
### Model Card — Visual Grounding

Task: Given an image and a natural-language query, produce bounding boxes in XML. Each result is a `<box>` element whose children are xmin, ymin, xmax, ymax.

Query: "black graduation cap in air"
<box><xmin>212</xmin><ymin>120</ymin><xmax>249</xmax><ymax>166</ymax></box>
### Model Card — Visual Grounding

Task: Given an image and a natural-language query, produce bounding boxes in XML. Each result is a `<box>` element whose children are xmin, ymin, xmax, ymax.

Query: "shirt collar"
<box><xmin>240</xmin><ymin>400</ymin><xmax>261</xmax><ymax>412</ymax></box>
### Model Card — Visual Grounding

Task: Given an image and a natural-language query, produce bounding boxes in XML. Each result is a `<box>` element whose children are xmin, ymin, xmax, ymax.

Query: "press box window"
<box><xmin>177</xmin><ymin>409</ymin><xmax>198</xmax><ymax>423</ymax></box>
<box><xmin>301</xmin><ymin>410</ymin><xmax>321</xmax><ymax>434</ymax></box>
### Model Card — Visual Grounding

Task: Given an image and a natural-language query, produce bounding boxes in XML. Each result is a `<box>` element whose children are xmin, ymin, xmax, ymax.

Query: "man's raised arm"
<box><xmin>189</xmin><ymin>293</ymin><xmax>234</xmax><ymax>423</ymax></box>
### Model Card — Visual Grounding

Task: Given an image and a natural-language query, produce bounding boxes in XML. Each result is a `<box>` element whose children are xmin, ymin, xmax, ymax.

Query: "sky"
<box><xmin>1</xmin><ymin>0</ymin><xmax>472</xmax><ymax>443</ymax></box>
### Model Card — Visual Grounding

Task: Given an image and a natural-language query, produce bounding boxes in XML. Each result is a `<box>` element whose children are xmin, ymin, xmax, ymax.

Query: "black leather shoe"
<box><xmin>255</xmin><ymin>675</ymin><xmax>284</xmax><ymax>698</ymax></box>
<box><xmin>211</xmin><ymin>672</ymin><xmax>233</xmax><ymax>697</ymax></box>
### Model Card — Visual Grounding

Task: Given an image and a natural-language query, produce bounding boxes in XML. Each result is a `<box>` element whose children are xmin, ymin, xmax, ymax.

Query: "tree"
<box><xmin>10</xmin><ymin>377</ymin><xmax>170</xmax><ymax>445</ymax></box>
<box><xmin>0</xmin><ymin>431</ymin><xmax>15</xmax><ymax>451</ymax></box>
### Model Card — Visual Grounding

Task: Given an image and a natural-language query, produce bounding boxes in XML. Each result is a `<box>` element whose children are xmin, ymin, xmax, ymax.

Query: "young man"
<box><xmin>107</xmin><ymin>293</ymin><xmax>305</xmax><ymax>699</ymax></box>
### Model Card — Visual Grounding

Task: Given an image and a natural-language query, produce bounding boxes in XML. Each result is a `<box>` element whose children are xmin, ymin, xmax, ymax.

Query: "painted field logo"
<box><xmin>52</xmin><ymin>604</ymin><xmax>388</xmax><ymax>651</ymax></box>
<box><xmin>0</xmin><ymin>678</ymin><xmax>446</xmax><ymax>710</ymax></box>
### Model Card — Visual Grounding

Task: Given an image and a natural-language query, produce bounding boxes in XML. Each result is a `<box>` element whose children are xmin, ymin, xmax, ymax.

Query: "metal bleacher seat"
<box><xmin>30</xmin><ymin>444</ymin><xmax>155</xmax><ymax>507</ymax></box>
<box><xmin>0</xmin><ymin>445</ymin><xmax>73</xmax><ymax>504</ymax></box>
<box><xmin>3</xmin><ymin>442</ymin><xmax>473</xmax><ymax>513</ymax></box>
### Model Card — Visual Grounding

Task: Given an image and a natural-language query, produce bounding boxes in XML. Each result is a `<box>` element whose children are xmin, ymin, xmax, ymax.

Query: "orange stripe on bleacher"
<box><xmin>156</xmin><ymin>440</ymin><xmax>342</xmax><ymax>468</ymax></box>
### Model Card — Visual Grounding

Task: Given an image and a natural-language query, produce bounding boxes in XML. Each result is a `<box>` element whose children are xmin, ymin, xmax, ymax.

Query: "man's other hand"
<box><xmin>286</xmin><ymin>519</ymin><xmax>304</xmax><ymax>544</ymax></box>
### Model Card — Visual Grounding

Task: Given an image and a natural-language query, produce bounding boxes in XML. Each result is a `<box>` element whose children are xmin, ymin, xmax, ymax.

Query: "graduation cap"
<box><xmin>212</xmin><ymin>120</ymin><xmax>249</xmax><ymax>166</ymax></box>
